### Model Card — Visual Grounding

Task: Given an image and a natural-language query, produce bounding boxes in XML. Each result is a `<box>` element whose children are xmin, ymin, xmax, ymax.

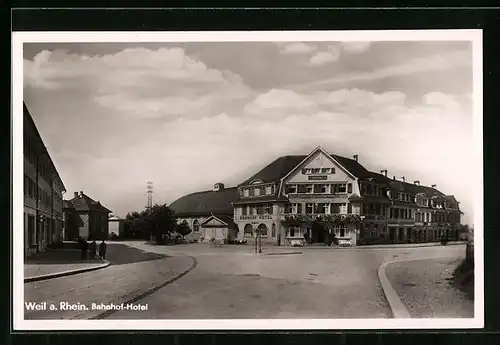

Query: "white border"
<box><xmin>12</xmin><ymin>29</ymin><xmax>484</xmax><ymax>331</ymax></box>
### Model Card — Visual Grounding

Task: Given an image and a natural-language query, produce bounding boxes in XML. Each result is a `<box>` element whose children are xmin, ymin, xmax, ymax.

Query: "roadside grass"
<box><xmin>452</xmin><ymin>258</ymin><xmax>474</xmax><ymax>300</ymax></box>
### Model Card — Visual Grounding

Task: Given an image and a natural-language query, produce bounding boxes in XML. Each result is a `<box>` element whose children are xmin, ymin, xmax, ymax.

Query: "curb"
<box><xmin>377</xmin><ymin>260</ymin><xmax>412</xmax><ymax>319</ymax></box>
<box><xmin>377</xmin><ymin>256</ymin><xmax>463</xmax><ymax>318</ymax></box>
<box><xmin>264</xmin><ymin>251</ymin><xmax>303</xmax><ymax>256</ymax></box>
<box><xmin>24</xmin><ymin>261</ymin><xmax>111</xmax><ymax>283</ymax></box>
<box><xmin>89</xmin><ymin>255</ymin><xmax>198</xmax><ymax>320</ymax></box>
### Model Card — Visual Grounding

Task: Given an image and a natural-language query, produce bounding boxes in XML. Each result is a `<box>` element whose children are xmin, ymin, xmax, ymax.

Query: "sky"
<box><xmin>22</xmin><ymin>39</ymin><xmax>476</xmax><ymax>225</ymax></box>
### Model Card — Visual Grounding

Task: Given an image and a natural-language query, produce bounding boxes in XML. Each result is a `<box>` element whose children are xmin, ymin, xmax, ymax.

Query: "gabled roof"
<box><xmin>239</xmin><ymin>152</ymin><xmax>367</xmax><ymax>186</ymax></box>
<box><xmin>63</xmin><ymin>192</ymin><xmax>112</xmax><ymax>213</ymax></box>
<box><xmin>169</xmin><ymin>187</ymin><xmax>238</xmax><ymax>217</ymax></box>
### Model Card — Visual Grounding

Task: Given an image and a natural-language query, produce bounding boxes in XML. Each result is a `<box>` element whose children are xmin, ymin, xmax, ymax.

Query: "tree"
<box><xmin>176</xmin><ymin>222</ymin><xmax>192</xmax><ymax>238</ymax></box>
<box><xmin>149</xmin><ymin>204</ymin><xmax>177</xmax><ymax>244</ymax></box>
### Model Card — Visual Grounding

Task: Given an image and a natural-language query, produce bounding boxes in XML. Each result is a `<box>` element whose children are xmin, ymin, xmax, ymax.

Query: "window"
<box><xmin>317</xmin><ymin>203</ymin><xmax>330</xmax><ymax>214</ymax></box>
<box><xmin>289</xmin><ymin>227</ymin><xmax>296</xmax><ymax>237</ymax></box>
<box><xmin>347</xmin><ymin>203</ymin><xmax>352</xmax><ymax>214</ymax></box>
<box><xmin>271</xmin><ymin>224</ymin><xmax>276</xmax><ymax>237</ymax></box>
<box><xmin>331</xmin><ymin>203</ymin><xmax>341</xmax><ymax>214</ymax></box>
<box><xmin>312</xmin><ymin>168</ymin><xmax>320</xmax><ymax>174</ymax></box>
<box><xmin>321</xmin><ymin>168</ymin><xmax>330</xmax><ymax>173</ymax></box>
<box><xmin>28</xmin><ymin>215</ymin><xmax>35</xmax><ymax>245</ymax></box>
<box><xmin>263</xmin><ymin>204</ymin><xmax>273</xmax><ymax>214</ymax></box>
<box><xmin>366</xmin><ymin>184</ymin><xmax>373</xmax><ymax>195</ymax></box>
<box><xmin>305</xmin><ymin>203</ymin><xmax>314</xmax><ymax>214</ymax></box>
<box><xmin>286</xmin><ymin>185</ymin><xmax>297</xmax><ymax>194</ymax></box>
<box><xmin>339</xmin><ymin>203</ymin><xmax>347</xmax><ymax>214</ymax></box>
<box><xmin>347</xmin><ymin>183</ymin><xmax>352</xmax><ymax>193</ymax></box>
<box><xmin>330</xmin><ymin>168</ymin><xmax>336</xmax><ymax>174</ymax></box>
<box><xmin>265</xmin><ymin>186</ymin><xmax>272</xmax><ymax>195</ymax></box>
<box><xmin>371</xmin><ymin>225</ymin><xmax>378</xmax><ymax>238</ymax></box>
<box><xmin>306</xmin><ymin>185</ymin><xmax>313</xmax><ymax>194</ymax></box>
<box><xmin>254</xmin><ymin>188</ymin><xmax>261</xmax><ymax>196</ymax></box>
<box><xmin>242</xmin><ymin>206</ymin><xmax>247</xmax><ymax>216</ymax></box>
<box><xmin>243</xmin><ymin>189</ymin><xmax>249</xmax><ymax>197</ymax></box>
<box><xmin>305</xmin><ymin>168</ymin><xmax>312</xmax><ymax>174</ymax></box>
<box><xmin>251</xmin><ymin>206</ymin><xmax>258</xmax><ymax>215</ymax></box>
<box><xmin>289</xmin><ymin>203</ymin><xmax>301</xmax><ymax>214</ymax></box>
<box><xmin>297</xmin><ymin>184</ymin><xmax>307</xmax><ymax>193</ymax></box>
<box><xmin>332</xmin><ymin>183</ymin><xmax>347</xmax><ymax>193</ymax></box>
<box><xmin>314</xmin><ymin>184</ymin><xmax>327</xmax><ymax>193</ymax></box>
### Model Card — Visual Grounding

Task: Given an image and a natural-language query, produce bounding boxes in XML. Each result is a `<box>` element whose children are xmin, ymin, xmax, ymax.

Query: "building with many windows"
<box><xmin>23</xmin><ymin>103</ymin><xmax>66</xmax><ymax>257</ymax></box>
<box><xmin>170</xmin><ymin>146</ymin><xmax>463</xmax><ymax>247</ymax></box>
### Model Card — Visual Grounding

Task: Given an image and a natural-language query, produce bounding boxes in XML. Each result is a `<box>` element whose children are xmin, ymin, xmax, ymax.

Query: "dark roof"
<box><xmin>24</xmin><ymin>103</ymin><xmax>66</xmax><ymax>191</ymax></box>
<box><xmin>239</xmin><ymin>153</ymin><xmax>368</xmax><ymax>186</ymax></box>
<box><xmin>63</xmin><ymin>192</ymin><xmax>112</xmax><ymax>213</ymax></box>
<box><xmin>169</xmin><ymin>187</ymin><xmax>238</xmax><ymax>217</ymax></box>
<box><xmin>240</xmin><ymin>155</ymin><xmax>305</xmax><ymax>186</ymax></box>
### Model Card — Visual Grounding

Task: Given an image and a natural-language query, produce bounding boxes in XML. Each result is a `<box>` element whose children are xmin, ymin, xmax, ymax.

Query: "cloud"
<box><xmin>24</xmin><ymin>48</ymin><xmax>254</xmax><ymax>120</ymax></box>
<box><xmin>308</xmin><ymin>49</ymin><xmax>340</xmax><ymax>66</ymax></box>
<box><xmin>290</xmin><ymin>49</ymin><xmax>472</xmax><ymax>89</ymax></box>
<box><xmin>341</xmin><ymin>42</ymin><xmax>372</xmax><ymax>54</ymax></box>
<box><xmin>279</xmin><ymin>42</ymin><xmax>317</xmax><ymax>55</ymax></box>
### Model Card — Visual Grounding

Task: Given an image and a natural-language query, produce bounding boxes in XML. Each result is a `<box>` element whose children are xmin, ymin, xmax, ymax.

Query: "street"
<box><xmin>24</xmin><ymin>241</ymin><xmax>469</xmax><ymax>319</ymax></box>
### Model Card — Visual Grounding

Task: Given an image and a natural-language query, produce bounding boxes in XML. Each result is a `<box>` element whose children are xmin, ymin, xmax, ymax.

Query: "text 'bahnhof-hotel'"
<box><xmin>170</xmin><ymin>146</ymin><xmax>463</xmax><ymax>246</ymax></box>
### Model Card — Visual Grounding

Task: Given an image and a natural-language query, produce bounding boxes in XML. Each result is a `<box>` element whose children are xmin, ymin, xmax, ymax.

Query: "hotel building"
<box><xmin>170</xmin><ymin>146</ymin><xmax>463</xmax><ymax>246</ymax></box>
<box><xmin>23</xmin><ymin>103</ymin><xmax>66</xmax><ymax>257</ymax></box>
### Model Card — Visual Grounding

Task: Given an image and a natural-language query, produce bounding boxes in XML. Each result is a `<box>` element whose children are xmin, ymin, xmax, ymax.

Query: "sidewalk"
<box><xmin>24</xmin><ymin>261</ymin><xmax>109</xmax><ymax>282</ymax></box>
<box><xmin>24</xmin><ymin>255</ymin><xmax>195</xmax><ymax>320</ymax></box>
<box><xmin>384</xmin><ymin>257</ymin><xmax>474</xmax><ymax>318</ymax></box>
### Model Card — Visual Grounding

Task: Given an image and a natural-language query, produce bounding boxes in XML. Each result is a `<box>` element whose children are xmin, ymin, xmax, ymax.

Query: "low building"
<box><xmin>23</xmin><ymin>103</ymin><xmax>67</xmax><ymax>257</ymax></box>
<box><xmin>63</xmin><ymin>191</ymin><xmax>112</xmax><ymax>241</ymax></box>
<box><xmin>108</xmin><ymin>214</ymin><xmax>125</xmax><ymax>238</ymax></box>
<box><xmin>170</xmin><ymin>146</ymin><xmax>463</xmax><ymax>246</ymax></box>
<box><xmin>169</xmin><ymin>183</ymin><xmax>238</xmax><ymax>242</ymax></box>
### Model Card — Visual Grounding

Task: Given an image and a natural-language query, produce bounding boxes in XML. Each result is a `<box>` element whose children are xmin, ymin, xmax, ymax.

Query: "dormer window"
<box><xmin>243</xmin><ymin>189</ymin><xmax>249</xmax><ymax>197</ymax></box>
<box><xmin>254</xmin><ymin>188</ymin><xmax>261</xmax><ymax>196</ymax></box>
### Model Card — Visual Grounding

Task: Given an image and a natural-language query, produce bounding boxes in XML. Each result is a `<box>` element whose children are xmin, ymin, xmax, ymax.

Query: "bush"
<box><xmin>109</xmin><ymin>232</ymin><xmax>119</xmax><ymax>240</ymax></box>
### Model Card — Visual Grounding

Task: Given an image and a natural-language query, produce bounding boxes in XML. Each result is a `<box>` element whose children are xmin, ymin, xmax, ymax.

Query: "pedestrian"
<box><xmin>88</xmin><ymin>239</ymin><xmax>97</xmax><ymax>260</ymax></box>
<box><xmin>99</xmin><ymin>239</ymin><xmax>107</xmax><ymax>260</ymax></box>
<box><xmin>81</xmin><ymin>237</ymin><xmax>88</xmax><ymax>260</ymax></box>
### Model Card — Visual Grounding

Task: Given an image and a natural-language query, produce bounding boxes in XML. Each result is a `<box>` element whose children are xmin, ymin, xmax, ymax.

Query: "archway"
<box><xmin>244</xmin><ymin>224</ymin><xmax>253</xmax><ymax>237</ymax></box>
<box><xmin>257</xmin><ymin>223</ymin><xmax>268</xmax><ymax>236</ymax></box>
<box><xmin>193</xmin><ymin>220</ymin><xmax>199</xmax><ymax>232</ymax></box>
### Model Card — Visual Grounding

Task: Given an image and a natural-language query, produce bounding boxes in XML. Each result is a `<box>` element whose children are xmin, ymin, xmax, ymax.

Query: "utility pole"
<box><xmin>146</xmin><ymin>181</ymin><xmax>153</xmax><ymax>242</ymax></box>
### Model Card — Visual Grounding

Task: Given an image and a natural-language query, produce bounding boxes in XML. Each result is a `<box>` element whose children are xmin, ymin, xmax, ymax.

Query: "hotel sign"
<box><xmin>308</xmin><ymin>175</ymin><xmax>328</xmax><ymax>180</ymax></box>
<box><xmin>240</xmin><ymin>215</ymin><xmax>273</xmax><ymax>220</ymax></box>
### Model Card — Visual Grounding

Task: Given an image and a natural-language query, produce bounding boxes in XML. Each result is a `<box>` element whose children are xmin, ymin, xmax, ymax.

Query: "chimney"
<box><xmin>380</xmin><ymin>169</ymin><xmax>387</xmax><ymax>177</ymax></box>
<box><xmin>79</xmin><ymin>191</ymin><xmax>84</xmax><ymax>197</ymax></box>
<box><xmin>353</xmin><ymin>154</ymin><xmax>358</xmax><ymax>162</ymax></box>
<box><xmin>414</xmin><ymin>180</ymin><xmax>420</xmax><ymax>186</ymax></box>
<box><xmin>431</xmin><ymin>184</ymin><xmax>437</xmax><ymax>188</ymax></box>
<box><xmin>401</xmin><ymin>177</ymin><xmax>405</xmax><ymax>183</ymax></box>
<box><xmin>213</xmin><ymin>183</ymin><xmax>225</xmax><ymax>192</ymax></box>
<box><xmin>74</xmin><ymin>192</ymin><xmax>78</xmax><ymax>198</ymax></box>
<box><xmin>393</xmin><ymin>176</ymin><xmax>396</xmax><ymax>181</ymax></box>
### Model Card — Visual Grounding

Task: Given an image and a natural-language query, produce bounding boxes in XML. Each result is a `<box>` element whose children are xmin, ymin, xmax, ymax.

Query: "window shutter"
<box><xmin>347</xmin><ymin>183</ymin><xmax>352</xmax><ymax>193</ymax></box>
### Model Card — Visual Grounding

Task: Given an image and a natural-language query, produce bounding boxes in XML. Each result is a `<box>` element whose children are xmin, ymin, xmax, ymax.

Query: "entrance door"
<box><xmin>311</xmin><ymin>222</ymin><xmax>326</xmax><ymax>243</ymax></box>
<box><xmin>389</xmin><ymin>228</ymin><xmax>396</xmax><ymax>243</ymax></box>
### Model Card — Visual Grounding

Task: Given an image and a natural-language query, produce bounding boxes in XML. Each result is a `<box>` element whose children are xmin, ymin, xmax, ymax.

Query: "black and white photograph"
<box><xmin>12</xmin><ymin>30</ymin><xmax>483</xmax><ymax>330</ymax></box>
